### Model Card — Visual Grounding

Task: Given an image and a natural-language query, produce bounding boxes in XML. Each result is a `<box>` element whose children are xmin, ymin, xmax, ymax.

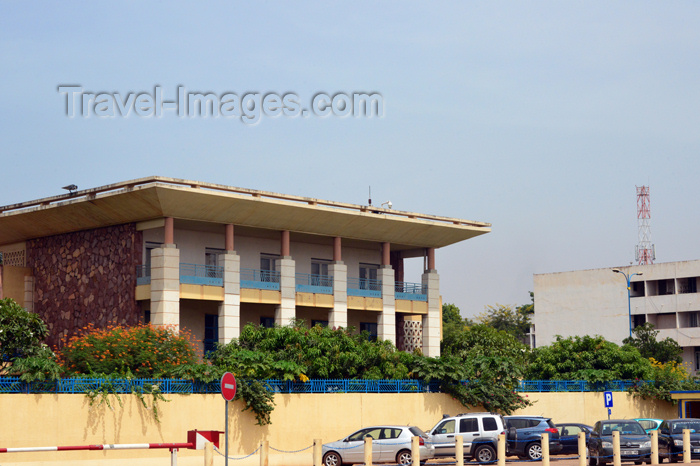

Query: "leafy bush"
<box><xmin>58</xmin><ymin>323</ymin><xmax>197</xmax><ymax>377</ymax></box>
<box><xmin>525</xmin><ymin>335</ymin><xmax>654</xmax><ymax>382</ymax></box>
<box><xmin>0</xmin><ymin>298</ymin><xmax>49</xmax><ymax>365</ymax></box>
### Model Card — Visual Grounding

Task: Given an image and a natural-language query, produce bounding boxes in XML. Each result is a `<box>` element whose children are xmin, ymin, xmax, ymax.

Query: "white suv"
<box><xmin>428</xmin><ymin>412</ymin><xmax>507</xmax><ymax>463</ymax></box>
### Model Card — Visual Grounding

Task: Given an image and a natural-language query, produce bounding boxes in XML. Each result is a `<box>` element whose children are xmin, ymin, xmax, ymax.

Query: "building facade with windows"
<box><xmin>533</xmin><ymin>260</ymin><xmax>700</xmax><ymax>373</ymax></box>
<box><xmin>0</xmin><ymin>176</ymin><xmax>490</xmax><ymax>357</ymax></box>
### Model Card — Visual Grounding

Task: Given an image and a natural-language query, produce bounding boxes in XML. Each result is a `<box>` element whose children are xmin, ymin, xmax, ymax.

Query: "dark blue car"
<box><xmin>556</xmin><ymin>423</ymin><xmax>594</xmax><ymax>455</ymax></box>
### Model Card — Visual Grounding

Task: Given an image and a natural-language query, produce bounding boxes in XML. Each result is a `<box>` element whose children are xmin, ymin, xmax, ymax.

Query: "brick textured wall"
<box><xmin>27</xmin><ymin>224</ymin><xmax>143</xmax><ymax>347</ymax></box>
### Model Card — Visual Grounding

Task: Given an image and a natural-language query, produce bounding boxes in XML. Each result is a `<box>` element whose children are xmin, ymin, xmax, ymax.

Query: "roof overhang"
<box><xmin>0</xmin><ymin>176</ymin><xmax>491</xmax><ymax>250</ymax></box>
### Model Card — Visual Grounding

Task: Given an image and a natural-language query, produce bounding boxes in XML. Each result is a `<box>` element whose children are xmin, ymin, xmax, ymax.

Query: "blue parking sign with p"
<box><xmin>604</xmin><ymin>391</ymin><xmax>613</xmax><ymax>408</ymax></box>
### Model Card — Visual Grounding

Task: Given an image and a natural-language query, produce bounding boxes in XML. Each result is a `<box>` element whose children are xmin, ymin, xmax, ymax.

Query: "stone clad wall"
<box><xmin>27</xmin><ymin>224</ymin><xmax>143</xmax><ymax>347</ymax></box>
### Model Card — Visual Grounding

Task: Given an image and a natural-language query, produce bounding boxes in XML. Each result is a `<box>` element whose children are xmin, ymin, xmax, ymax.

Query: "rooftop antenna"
<box><xmin>635</xmin><ymin>185</ymin><xmax>655</xmax><ymax>265</ymax></box>
<box><xmin>368</xmin><ymin>186</ymin><xmax>372</xmax><ymax>206</ymax></box>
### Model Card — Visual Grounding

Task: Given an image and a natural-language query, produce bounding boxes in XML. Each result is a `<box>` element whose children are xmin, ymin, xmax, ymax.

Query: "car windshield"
<box><xmin>671</xmin><ymin>422</ymin><xmax>700</xmax><ymax>434</ymax></box>
<box><xmin>601</xmin><ymin>423</ymin><xmax>646</xmax><ymax>436</ymax></box>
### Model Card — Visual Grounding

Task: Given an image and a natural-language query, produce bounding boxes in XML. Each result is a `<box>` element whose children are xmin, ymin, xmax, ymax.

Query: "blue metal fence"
<box><xmin>240</xmin><ymin>268</ymin><xmax>281</xmax><ymax>290</ymax></box>
<box><xmin>395</xmin><ymin>281</ymin><xmax>428</xmax><ymax>301</ymax></box>
<box><xmin>295</xmin><ymin>273</ymin><xmax>333</xmax><ymax>294</ymax></box>
<box><xmin>179</xmin><ymin>263</ymin><xmax>224</xmax><ymax>286</ymax></box>
<box><xmin>136</xmin><ymin>265</ymin><xmax>151</xmax><ymax>285</ymax></box>
<box><xmin>0</xmin><ymin>377</ymin><xmax>649</xmax><ymax>395</ymax></box>
<box><xmin>347</xmin><ymin>277</ymin><xmax>382</xmax><ymax>298</ymax></box>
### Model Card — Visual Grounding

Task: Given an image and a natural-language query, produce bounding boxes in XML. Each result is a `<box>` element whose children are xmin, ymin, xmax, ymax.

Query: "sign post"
<box><xmin>221</xmin><ymin>372</ymin><xmax>237</xmax><ymax>466</ymax></box>
<box><xmin>604</xmin><ymin>391</ymin><xmax>613</xmax><ymax>420</ymax></box>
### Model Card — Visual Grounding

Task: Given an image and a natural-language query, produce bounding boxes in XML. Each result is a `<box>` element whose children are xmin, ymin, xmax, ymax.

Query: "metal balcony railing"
<box><xmin>395</xmin><ymin>281</ymin><xmax>427</xmax><ymax>301</ymax></box>
<box><xmin>296</xmin><ymin>273</ymin><xmax>333</xmax><ymax>294</ymax></box>
<box><xmin>240</xmin><ymin>268</ymin><xmax>281</xmax><ymax>291</ymax></box>
<box><xmin>179</xmin><ymin>263</ymin><xmax>223</xmax><ymax>286</ymax></box>
<box><xmin>347</xmin><ymin>277</ymin><xmax>382</xmax><ymax>298</ymax></box>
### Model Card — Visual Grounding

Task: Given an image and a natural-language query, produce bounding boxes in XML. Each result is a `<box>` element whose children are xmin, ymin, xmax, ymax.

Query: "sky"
<box><xmin>2</xmin><ymin>2</ymin><xmax>700</xmax><ymax>318</ymax></box>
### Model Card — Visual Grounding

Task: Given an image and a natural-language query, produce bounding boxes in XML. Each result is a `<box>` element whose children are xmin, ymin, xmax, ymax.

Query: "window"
<box><xmin>360</xmin><ymin>322</ymin><xmax>378</xmax><ymax>341</ymax></box>
<box><xmin>145</xmin><ymin>241</ymin><xmax>162</xmax><ymax>271</ymax></box>
<box><xmin>260</xmin><ymin>254</ymin><xmax>279</xmax><ymax>271</ymax></box>
<box><xmin>203</xmin><ymin>314</ymin><xmax>218</xmax><ymax>356</ymax></box>
<box><xmin>690</xmin><ymin>313</ymin><xmax>700</xmax><ymax>328</ymax></box>
<box><xmin>460</xmin><ymin>418</ymin><xmax>479</xmax><ymax>433</ymax></box>
<box><xmin>260</xmin><ymin>317</ymin><xmax>275</xmax><ymax>328</ymax></box>
<box><xmin>311</xmin><ymin>320</ymin><xmax>328</xmax><ymax>328</ymax></box>
<box><xmin>436</xmin><ymin>420</ymin><xmax>455</xmax><ymax>434</ymax></box>
<box><xmin>695</xmin><ymin>351</ymin><xmax>700</xmax><ymax>371</ymax></box>
<box><xmin>360</xmin><ymin>263</ymin><xmax>380</xmax><ymax>290</ymax></box>
<box><xmin>205</xmin><ymin>248</ymin><xmax>225</xmax><ymax>278</ymax></box>
<box><xmin>311</xmin><ymin>259</ymin><xmax>330</xmax><ymax>276</ymax></box>
<box><xmin>483</xmin><ymin>417</ymin><xmax>498</xmax><ymax>431</ymax></box>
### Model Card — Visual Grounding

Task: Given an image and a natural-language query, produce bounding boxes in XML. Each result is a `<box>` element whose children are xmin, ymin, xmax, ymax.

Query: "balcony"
<box><xmin>179</xmin><ymin>263</ymin><xmax>223</xmax><ymax>287</ymax></box>
<box><xmin>347</xmin><ymin>277</ymin><xmax>382</xmax><ymax>298</ymax></box>
<box><xmin>395</xmin><ymin>282</ymin><xmax>427</xmax><ymax>302</ymax></box>
<box><xmin>136</xmin><ymin>265</ymin><xmax>150</xmax><ymax>285</ymax></box>
<box><xmin>296</xmin><ymin>273</ymin><xmax>333</xmax><ymax>294</ymax></box>
<box><xmin>240</xmin><ymin>268</ymin><xmax>281</xmax><ymax>291</ymax></box>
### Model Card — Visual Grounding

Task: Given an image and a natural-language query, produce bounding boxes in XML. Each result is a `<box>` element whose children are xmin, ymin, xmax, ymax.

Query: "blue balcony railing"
<box><xmin>395</xmin><ymin>281</ymin><xmax>427</xmax><ymax>301</ymax></box>
<box><xmin>240</xmin><ymin>268</ymin><xmax>281</xmax><ymax>291</ymax></box>
<box><xmin>296</xmin><ymin>273</ymin><xmax>333</xmax><ymax>294</ymax></box>
<box><xmin>179</xmin><ymin>263</ymin><xmax>223</xmax><ymax>286</ymax></box>
<box><xmin>136</xmin><ymin>265</ymin><xmax>151</xmax><ymax>285</ymax></box>
<box><xmin>347</xmin><ymin>277</ymin><xmax>382</xmax><ymax>298</ymax></box>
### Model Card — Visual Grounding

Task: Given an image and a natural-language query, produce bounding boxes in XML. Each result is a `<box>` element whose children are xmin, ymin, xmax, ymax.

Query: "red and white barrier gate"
<box><xmin>0</xmin><ymin>430</ymin><xmax>222</xmax><ymax>466</ymax></box>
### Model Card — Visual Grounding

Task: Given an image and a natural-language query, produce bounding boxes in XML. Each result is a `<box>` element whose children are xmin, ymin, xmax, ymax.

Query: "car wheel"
<box><xmin>526</xmin><ymin>442</ymin><xmax>542</xmax><ymax>461</ymax></box>
<box><xmin>323</xmin><ymin>451</ymin><xmax>342</xmax><ymax>466</ymax></box>
<box><xmin>634</xmin><ymin>461</ymin><xmax>642</xmax><ymax>465</ymax></box>
<box><xmin>474</xmin><ymin>444</ymin><xmax>496</xmax><ymax>464</ymax></box>
<box><xmin>396</xmin><ymin>449</ymin><xmax>412</xmax><ymax>466</ymax></box>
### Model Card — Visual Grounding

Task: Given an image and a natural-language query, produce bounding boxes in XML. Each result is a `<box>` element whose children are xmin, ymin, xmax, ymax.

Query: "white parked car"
<box><xmin>322</xmin><ymin>425</ymin><xmax>434</xmax><ymax>466</ymax></box>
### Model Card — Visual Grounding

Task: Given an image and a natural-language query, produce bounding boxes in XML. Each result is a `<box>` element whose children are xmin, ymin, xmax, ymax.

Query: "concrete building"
<box><xmin>534</xmin><ymin>259</ymin><xmax>700</xmax><ymax>373</ymax></box>
<box><xmin>0</xmin><ymin>176</ymin><xmax>490</xmax><ymax>357</ymax></box>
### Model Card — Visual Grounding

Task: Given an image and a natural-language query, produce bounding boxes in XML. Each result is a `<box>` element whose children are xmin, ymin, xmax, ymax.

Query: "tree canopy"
<box><xmin>0</xmin><ymin>298</ymin><xmax>49</xmax><ymax>365</ymax></box>
<box><xmin>623</xmin><ymin>322</ymin><xmax>683</xmax><ymax>364</ymax></box>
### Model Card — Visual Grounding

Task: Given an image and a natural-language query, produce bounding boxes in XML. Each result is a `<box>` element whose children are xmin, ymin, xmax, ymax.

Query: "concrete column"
<box><xmin>23</xmin><ymin>275</ymin><xmax>34</xmax><ymax>312</ymax></box>
<box><xmin>219</xmin><ymin>251</ymin><xmax>240</xmax><ymax>343</ymax></box>
<box><xmin>225</xmin><ymin>224</ymin><xmax>234</xmax><ymax>252</ymax></box>
<box><xmin>150</xmin><ymin>245</ymin><xmax>180</xmax><ymax>328</ymax></box>
<box><xmin>421</xmin><ymin>269</ymin><xmax>440</xmax><ymax>357</ymax></box>
<box><xmin>426</xmin><ymin>248</ymin><xmax>436</xmax><ymax>271</ymax></box>
<box><xmin>329</xmin><ymin>262</ymin><xmax>347</xmax><ymax>329</ymax></box>
<box><xmin>379</xmin><ymin>266</ymin><xmax>396</xmax><ymax>345</ymax></box>
<box><xmin>281</xmin><ymin>230</ymin><xmax>291</xmax><ymax>258</ymax></box>
<box><xmin>381</xmin><ymin>242</ymin><xmax>390</xmax><ymax>267</ymax></box>
<box><xmin>164</xmin><ymin>217</ymin><xmax>175</xmax><ymax>245</ymax></box>
<box><xmin>333</xmin><ymin>237</ymin><xmax>342</xmax><ymax>262</ymax></box>
<box><xmin>276</xmin><ymin>257</ymin><xmax>296</xmax><ymax>326</ymax></box>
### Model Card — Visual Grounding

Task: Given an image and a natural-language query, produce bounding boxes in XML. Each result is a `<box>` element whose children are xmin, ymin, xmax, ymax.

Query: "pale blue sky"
<box><xmin>2</xmin><ymin>2</ymin><xmax>699</xmax><ymax>317</ymax></box>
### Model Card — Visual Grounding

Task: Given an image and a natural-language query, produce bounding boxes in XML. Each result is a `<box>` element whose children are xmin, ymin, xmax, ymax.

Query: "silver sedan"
<box><xmin>322</xmin><ymin>425</ymin><xmax>434</xmax><ymax>466</ymax></box>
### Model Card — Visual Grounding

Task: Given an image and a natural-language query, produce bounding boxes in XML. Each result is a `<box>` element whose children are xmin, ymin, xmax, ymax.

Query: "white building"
<box><xmin>534</xmin><ymin>260</ymin><xmax>700</xmax><ymax>373</ymax></box>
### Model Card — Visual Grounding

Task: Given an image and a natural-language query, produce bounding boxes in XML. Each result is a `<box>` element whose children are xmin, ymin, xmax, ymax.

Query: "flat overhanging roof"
<box><xmin>0</xmin><ymin>176</ymin><xmax>491</xmax><ymax>250</ymax></box>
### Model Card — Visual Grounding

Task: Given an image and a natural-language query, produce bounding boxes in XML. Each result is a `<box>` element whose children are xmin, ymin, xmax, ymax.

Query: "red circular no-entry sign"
<box><xmin>221</xmin><ymin>372</ymin><xmax>237</xmax><ymax>401</ymax></box>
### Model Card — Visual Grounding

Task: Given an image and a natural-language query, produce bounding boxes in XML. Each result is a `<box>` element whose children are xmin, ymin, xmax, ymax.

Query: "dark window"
<box><xmin>203</xmin><ymin>314</ymin><xmax>218</xmax><ymax>356</ymax></box>
<box><xmin>311</xmin><ymin>320</ymin><xmax>328</xmax><ymax>328</ymax></box>
<box><xmin>144</xmin><ymin>309</ymin><xmax>151</xmax><ymax>324</ymax></box>
<box><xmin>460</xmin><ymin>418</ymin><xmax>479</xmax><ymax>433</ymax></box>
<box><xmin>260</xmin><ymin>317</ymin><xmax>275</xmax><ymax>328</ymax></box>
<box><xmin>483</xmin><ymin>417</ymin><xmax>498</xmax><ymax>431</ymax></box>
<box><xmin>360</xmin><ymin>322</ymin><xmax>378</xmax><ymax>341</ymax></box>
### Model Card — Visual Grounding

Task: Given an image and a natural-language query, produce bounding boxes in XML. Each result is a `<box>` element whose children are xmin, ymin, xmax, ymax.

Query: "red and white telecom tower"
<box><xmin>635</xmin><ymin>185</ymin><xmax>655</xmax><ymax>265</ymax></box>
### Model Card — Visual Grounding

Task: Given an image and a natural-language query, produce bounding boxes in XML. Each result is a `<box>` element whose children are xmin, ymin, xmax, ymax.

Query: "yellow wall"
<box><xmin>0</xmin><ymin>391</ymin><xmax>677</xmax><ymax>463</ymax></box>
<box><xmin>0</xmin><ymin>266</ymin><xmax>31</xmax><ymax>306</ymax></box>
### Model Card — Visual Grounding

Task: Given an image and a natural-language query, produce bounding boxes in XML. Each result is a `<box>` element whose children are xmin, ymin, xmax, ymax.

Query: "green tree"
<box><xmin>525</xmin><ymin>335</ymin><xmax>654</xmax><ymax>382</ymax></box>
<box><xmin>441</xmin><ymin>303</ymin><xmax>474</xmax><ymax>342</ymax></box>
<box><xmin>0</xmin><ymin>298</ymin><xmax>50</xmax><ymax>365</ymax></box>
<box><xmin>476</xmin><ymin>301</ymin><xmax>532</xmax><ymax>343</ymax></box>
<box><xmin>623</xmin><ymin>322</ymin><xmax>683</xmax><ymax>364</ymax></box>
<box><xmin>433</xmin><ymin>324</ymin><xmax>532</xmax><ymax>413</ymax></box>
